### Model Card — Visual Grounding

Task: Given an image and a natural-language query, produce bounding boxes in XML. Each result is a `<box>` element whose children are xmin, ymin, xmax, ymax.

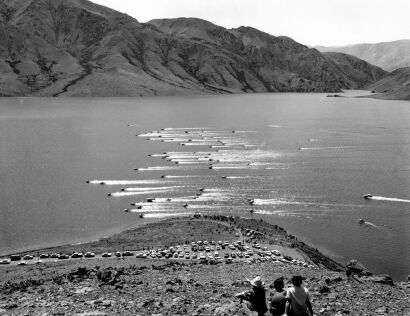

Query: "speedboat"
<box><xmin>358</xmin><ymin>219</ymin><xmax>365</xmax><ymax>224</ymax></box>
<box><xmin>363</xmin><ymin>194</ymin><xmax>372</xmax><ymax>199</ymax></box>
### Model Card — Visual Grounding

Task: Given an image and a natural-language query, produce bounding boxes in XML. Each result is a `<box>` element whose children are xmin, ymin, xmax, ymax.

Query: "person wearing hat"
<box><xmin>269</xmin><ymin>277</ymin><xmax>287</xmax><ymax>316</ymax></box>
<box><xmin>284</xmin><ymin>275</ymin><xmax>314</xmax><ymax>316</ymax></box>
<box><xmin>235</xmin><ymin>276</ymin><xmax>268</xmax><ymax>316</ymax></box>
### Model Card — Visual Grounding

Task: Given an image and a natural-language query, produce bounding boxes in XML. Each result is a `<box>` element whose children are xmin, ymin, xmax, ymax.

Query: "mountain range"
<box><xmin>0</xmin><ymin>0</ymin><xmax>393</xmax><ymax>97</ymax></box>
<box><xmin>316</xmin><ymin>40</ymin><xmax>410</xmax><ymax>72</ymax></box>
<box><xmin>316</xmin><ymin>41</ymin><xmax>410</xmax><ymax>100</ymax></box>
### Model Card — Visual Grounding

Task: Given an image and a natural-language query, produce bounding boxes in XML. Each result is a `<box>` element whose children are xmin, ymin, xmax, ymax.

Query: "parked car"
<box><xmin>23</xmin><ymin>255</ymin><xmax>34</xmax><ymax>260</ymax></box>
<box><xmin>10</xmin><ymin>255</ymin><xmax>21</xmax><ymax>261</ymax></box>
<box><xmin>84</xmin><ymin>252</ymin><xmax>96</xmax><ymax>258</ymax></box>
<box><xmin>102</xmin><ymin>252</ymin><xmax>112</xmax><ymax>258</ymax></box>
<box><xmin>58</xmin><ymin>254</ymin><xmax>69</xmax><ymax>260</ymax></box>
<box><xmin>0</xmin><ymin>259</ymin><xmax>10</xmax><ymax>264</ymax></box>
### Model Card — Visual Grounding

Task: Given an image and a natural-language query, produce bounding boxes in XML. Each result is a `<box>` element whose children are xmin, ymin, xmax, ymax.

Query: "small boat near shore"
<box><xmin>363</xmin><ymin>194</ymin><xmax>372</xmax><ymax>199</ymax></box>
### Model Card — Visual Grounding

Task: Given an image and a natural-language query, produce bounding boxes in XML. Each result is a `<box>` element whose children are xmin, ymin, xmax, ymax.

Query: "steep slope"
<box><xmin>150</xmin><ymin>18</ymin><xmax>386</xmax><ymax>93</ymax></box>
<box><xmin>316</xmin><ymin>40</ymin><xmax>410</xmax><ymax>71</ymax></box>
<box><xmin>0</xmin><ymin>0</ymin><xmax>387</xmax><ymax>97</ymax></box>
<box><xmin>366</xmin><ymin>67</ymin><xmax>410</xmax><ymax>100</ymax></box>
<box><xmin>323</xmin><ymin>52</ymin><xmax>387</xmax><ymax>88</ymax></box>
<box><xmin>0</xmin><ymin>0</ymin><xmax>210</xmax><ymax>96</ymax></box>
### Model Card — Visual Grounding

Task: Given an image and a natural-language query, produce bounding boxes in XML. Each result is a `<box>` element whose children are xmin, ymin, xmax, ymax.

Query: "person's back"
<box><xmin>270</xmin><ymin>278</ymin><xmax>286</xmax><ymax>316</ymax></box>
<box><xmin>249</xmin><ymin>287</ymin><xmax>267</xmax><ymax>314</ymax></box>
<box><xmin>285</xmin><ymin>275</ymin><xmax>314</xmax><ymax>316</ymax></box>
<box><xmin>286</xmin><ymin>286</ymin><xmax>309</xmax><ymax>315</ymax></box>
<box><xmin>235</xmin><ymin>276</ymin><xmax>267</xmax><ymax>316</ymax></box>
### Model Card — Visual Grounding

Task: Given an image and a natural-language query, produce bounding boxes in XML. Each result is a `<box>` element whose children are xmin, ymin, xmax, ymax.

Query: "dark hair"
<box><xmin>273</xmin><ymin>278</ymin><xmax>284</xmax><ymax>291</ymax></box>
<box><xmin>291</xmin><ymin>275</ymin><xmax>303</xmax><ymax>286</ymax></box>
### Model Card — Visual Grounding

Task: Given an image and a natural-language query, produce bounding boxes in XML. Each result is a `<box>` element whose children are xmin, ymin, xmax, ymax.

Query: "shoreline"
<box><xmin>2</xmin><ymin>216</ymin><xmax>409</xmax><ymax>316</ymax></box>
<box><xmin>1</xmin><ymin>215</ymin><xmax>345</xmax><ymax>272</ymax></box>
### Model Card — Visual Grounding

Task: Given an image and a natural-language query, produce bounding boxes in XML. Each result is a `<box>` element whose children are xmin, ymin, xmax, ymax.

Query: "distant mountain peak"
<box><xmin>316</xmin><ymin>39</ymin><xmax>410</xmax><ymax>71</ymax></box>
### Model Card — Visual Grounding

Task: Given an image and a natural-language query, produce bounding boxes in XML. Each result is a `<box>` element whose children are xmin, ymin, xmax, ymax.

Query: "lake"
<box><xmin>0</xmin><ymin>91</ymin><xmax>409</xmax><ymax>281</ymax></box>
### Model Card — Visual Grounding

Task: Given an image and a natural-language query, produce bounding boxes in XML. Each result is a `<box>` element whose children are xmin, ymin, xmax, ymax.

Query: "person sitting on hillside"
<box><xmin>269</xmin><ymin>277</ymin><xmax>287</xmax><ymax>316</ymax></box>
<box><xmin>235</xmin><ymin>276</ymin><xmax>268</xmax><ymax>316</ymax></box>
<box><xmin>284</xmin><ymin>275</ymin><xmax>314</xmax><ymax>316</ymax></box>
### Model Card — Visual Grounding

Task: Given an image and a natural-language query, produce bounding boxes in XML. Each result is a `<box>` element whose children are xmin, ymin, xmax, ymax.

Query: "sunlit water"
<box><xmin>0</xmin><ymin>91</ymin><xmax>409</xmax><ymax>280</ymax></box>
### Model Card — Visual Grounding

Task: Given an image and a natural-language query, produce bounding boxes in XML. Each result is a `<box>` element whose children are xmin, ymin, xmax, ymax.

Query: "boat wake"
<box><xmin>299</xmin><ymin>146</ymin><xmax>356</xmax><ymax>151</ymax></box>
<box><xmin>366</xmin><ymin>196</ymin><xmax>410</xmax><ymax>203</ymax></box>
<box><xmin>88</xmin><ymin>180</ymin><xmax>173</xmax><ymax>185</ymax></box>
<box><xmin>251</xmin><ymin>198</ymin><xmax>302</xmax><ymax>206</ymax></box>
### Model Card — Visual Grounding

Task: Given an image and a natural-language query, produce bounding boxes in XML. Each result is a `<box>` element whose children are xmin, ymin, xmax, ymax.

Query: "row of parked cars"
<box><xmin>0</xmin><ymin>252</ymin><xmax>98</xmax><ymax>265</ymax></box>
<box><xmin>0</xmin><ymin>242</ymin><xmax>314</xmax><ymax>269</ymax></box>
<box><xmin>190</xmin><ymin>240</ymin><xmax>245</xmax><ymax>252</ymax></box>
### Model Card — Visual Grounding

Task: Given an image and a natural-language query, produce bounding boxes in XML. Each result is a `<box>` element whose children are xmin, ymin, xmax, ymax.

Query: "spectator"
<box><xmin>269</xmin><ymin>277</ymin><xmax>287</xmax><ymax>316</ymax></box>
<box><xmin>235</xmin><ymin>276</ymin><xmax>268</xmax><ymax>316</ymax></box>
<box><xmin>284</xmin><ymin>275</ymin><xmax>314</xmax><ymax>316</ymax></box>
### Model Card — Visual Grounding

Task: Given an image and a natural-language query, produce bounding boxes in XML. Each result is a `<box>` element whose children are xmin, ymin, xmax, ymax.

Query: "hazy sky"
<box><xmin>92</xmin><ymin>0</ymin><xmax>410</xmax><ymax>46</ymax></box>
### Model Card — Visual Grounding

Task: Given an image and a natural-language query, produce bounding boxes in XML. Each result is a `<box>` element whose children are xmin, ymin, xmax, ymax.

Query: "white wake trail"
<box><xmin>368</xmin><ymin>196</ymin><xmax>410</xmax><ymax>203</ymax></box>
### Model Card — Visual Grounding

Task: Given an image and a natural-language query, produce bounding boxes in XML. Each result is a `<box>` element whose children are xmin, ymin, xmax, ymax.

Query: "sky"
<box><xmin>92</xmin><ymin>0</ymin><xmax>410</xmax><ymax>47</ymax></box>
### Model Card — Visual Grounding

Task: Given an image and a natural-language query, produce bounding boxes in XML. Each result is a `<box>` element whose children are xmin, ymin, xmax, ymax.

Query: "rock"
<box><xmin>346</xmin><ymin>260</ymin><xmax>369</xmax><ymax>276</ymax></box>
<box><xmin>375</xmin><ymin>306</ymin><xmax>389</xmax><ymax>314</ymax></box>
<box><xmin>319</xmin><ymin>285</ymin><xmax>331</xmax><ymax>294</ymax></box>
<box><xmin>154</xmin><ymin>301</ymin><xmax>163</xmax><ymax>308</ymax></box>
<box><xmin>366</xmin><ymin>275</ymin><xmax>394</xmax><ymax>286</ymax></box>
<box><xmin>101</xmin><ymin>300</ymin><xmax>115</xmax><ymax>307</ymax></box>
<box><xmin>214</xmin><ymin>301</ymin><xmax>237</xmax><ymax>315</ymax></box>
<box><xmin>330</xmin><ymin>276</ymin><xmax>343</xmax><ymax>283</ymax></box>
<box><xmin>195</xmin><ymin>303</ymin><xmax>212</xmax><ymax>313</ymax></box>
<box><xmin>4</xmin><ymin>303</ymin><xmax>18</xmax><ymax>309</ymax></box>
<box><xmin>74</xmin><ymin>287</ymin><xmax>95</xmax><ymax>294</ymax></box>
<box><xmin>232</xmin><ymin>280</ymin><xmax>247</xmax><ymax>286</ymax></box>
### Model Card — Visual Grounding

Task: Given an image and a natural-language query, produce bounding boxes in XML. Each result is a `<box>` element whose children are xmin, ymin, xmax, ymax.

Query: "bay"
<box><xmin>0</xmin><ymin>91</ymin><xmax>409</xmax><ymax>281</ymax></box>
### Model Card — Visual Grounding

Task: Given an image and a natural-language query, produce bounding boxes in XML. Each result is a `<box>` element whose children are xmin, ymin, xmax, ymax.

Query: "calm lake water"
<box><xmin>0</xmin><ymin>91</ymin><xmax>409</xmax><ymax>280</ymax></box>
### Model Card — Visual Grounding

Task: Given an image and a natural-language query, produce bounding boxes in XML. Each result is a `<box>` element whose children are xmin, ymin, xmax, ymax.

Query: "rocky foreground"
<box><xmin>0</xmin><ymin>217</ymin><xmax>409</xmax><ymax>315</ymax></box>
<box><xmin>1</xmin><ymin>258</ymin><xmax>409</xmax><ymax>316</ymax></box>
